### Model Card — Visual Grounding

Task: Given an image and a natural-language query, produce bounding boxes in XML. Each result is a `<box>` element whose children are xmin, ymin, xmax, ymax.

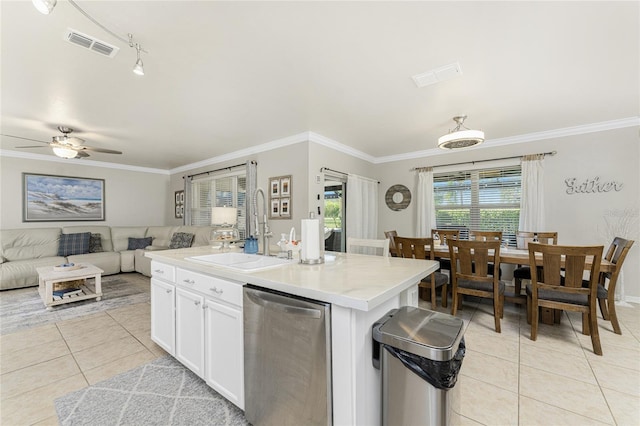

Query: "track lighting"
<box><xmin>32</xmin><ymin>0</ymin><xmax>56</xmax><ymax>15</ymax></box>
<box><xmin>129</xmin><ymin>34</ymin><xmax>145</xmax><ymax>76</ymax></box>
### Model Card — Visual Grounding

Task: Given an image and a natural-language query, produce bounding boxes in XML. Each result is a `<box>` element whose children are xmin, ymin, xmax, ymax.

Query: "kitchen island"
<box><xmin>146</xmin><ymin>246</ymin><xmax>438</xmax><ymax>425</ymax></box>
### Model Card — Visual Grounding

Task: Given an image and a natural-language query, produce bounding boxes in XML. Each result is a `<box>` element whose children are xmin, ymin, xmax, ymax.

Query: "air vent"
<box><xmin>63</xmin><ymin>28</ymin><xmax>120</xmax><ymax>58</ymax></box>
<box><xmin>412</xmin><ymin>62</ymin><xmax>462</xmax><ymax>88</ymax></box>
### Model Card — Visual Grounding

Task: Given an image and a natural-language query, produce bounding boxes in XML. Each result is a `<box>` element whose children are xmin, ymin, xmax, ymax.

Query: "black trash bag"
<box><xmin>383</xmin><ymin>337</ymin><xmax>465</xmax><ymax>390</ymax></box>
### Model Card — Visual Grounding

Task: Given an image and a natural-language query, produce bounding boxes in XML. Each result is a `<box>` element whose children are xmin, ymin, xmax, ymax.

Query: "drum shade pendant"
<box><xmin>438</xmin><ymin>115</ymin><xmax>485</xmax><ymax>149</ymax></box>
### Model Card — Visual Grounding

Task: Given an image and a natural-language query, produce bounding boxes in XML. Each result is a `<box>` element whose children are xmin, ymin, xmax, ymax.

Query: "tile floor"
<box><xmin>1</xmin><ymin>276</ymin><xmax>639</xmax><ymax>425</ymax></box>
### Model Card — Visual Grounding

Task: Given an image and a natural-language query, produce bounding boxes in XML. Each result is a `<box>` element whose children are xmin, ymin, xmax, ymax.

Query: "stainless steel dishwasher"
<box><xmin>243</xmin><ymin>285</ymin><xmax>332</xmax><ymax>426</ymax></box>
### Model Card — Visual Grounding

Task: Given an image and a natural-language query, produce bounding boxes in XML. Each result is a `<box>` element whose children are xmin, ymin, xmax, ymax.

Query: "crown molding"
<box><xmin>2</xmin><ymin>117</ymin><xmax>637</xmax><ymax>172</ymax></box>
<box><xmin>0</xmin><ymin>149</ymin><xmax>169</xmax><ymax>174</ymax></box>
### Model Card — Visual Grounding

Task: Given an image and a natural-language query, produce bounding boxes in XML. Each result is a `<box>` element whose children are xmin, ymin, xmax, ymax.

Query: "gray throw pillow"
<box><xmin>89</xmin><ymin>233</ymin><xmax>103</xmax><ymax>253</ymax></box>
<box><xmin>127</xmin><ymin>237</ymin><xmax>153</xmax><ymax>250</ymax></box>
<box><xmin>58</xmin><ymin>232</ymin><xmax>91</xmax><ymax>256</ymax></box>
<box><xmin>169</xmin><ymin>232</ymin><xmax>195</xmax><ymax>249</ymax></box>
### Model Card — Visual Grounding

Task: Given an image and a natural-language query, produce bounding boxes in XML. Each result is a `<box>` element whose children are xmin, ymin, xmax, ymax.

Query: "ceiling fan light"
<box><xmin>438</xmin><ymin>129</ymin><xmax>485</xmax><ymax>149</ymax></box>
<box><xmin>52</xmin><ymin>146</ymin><xmax>78</xmax><ymax>159</ymax></box>
<box><xmin>133</xmin><ymin>58</ymin><xmax>144</xmax><ymax>76</ymax></box>
<box><xmin>32</xmin><ymin>0</ymin><xmax>56</xmax><ymax>15</ymax></box>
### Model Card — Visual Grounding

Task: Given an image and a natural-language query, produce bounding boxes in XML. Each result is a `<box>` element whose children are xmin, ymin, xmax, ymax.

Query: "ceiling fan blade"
<box><xmin>15</xmin><ymin>145</ymin><xmax>48</xmax><ymax>148</ymax></box>
<box><xmin>75</xmin><ymin>151</ymin><xmax>90</xmax><ymax>158</ymax></box>
<box><xmin>1</xmin><ymin>134</ymin><xmax>49</xmax><ymax>144</ymax></box>
<box><xmin>81</xmin><ymin>146</ymin><xmax>122</xmax><ymax>154</ymax></box>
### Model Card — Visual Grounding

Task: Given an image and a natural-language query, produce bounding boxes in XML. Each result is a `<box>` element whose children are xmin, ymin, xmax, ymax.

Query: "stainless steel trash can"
<box><xmin>372</xmin><ymin>306</ymin><xmax>465</xmax><ymax>426</ymax></box>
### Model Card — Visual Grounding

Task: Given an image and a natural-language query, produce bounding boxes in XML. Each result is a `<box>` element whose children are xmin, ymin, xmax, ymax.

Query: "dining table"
<box><xmin>430</xmin><ymin>244</ymin><xmax>614</xmax><ymax>325</ymax></box>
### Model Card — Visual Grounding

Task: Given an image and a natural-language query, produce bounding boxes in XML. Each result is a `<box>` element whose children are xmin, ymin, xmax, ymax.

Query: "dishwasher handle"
<box><xmin>245</xmin><ymin>288</ymin><xmax>323</xmax><ymax>319</ymax></box>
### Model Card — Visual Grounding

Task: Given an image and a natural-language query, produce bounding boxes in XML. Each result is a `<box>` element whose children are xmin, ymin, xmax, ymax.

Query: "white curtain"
<box><xmin>519</xmin><ymin>154</ymin><xmax>545</xmax><ymax>231</ymax></box>
<box><xmin>183</xmin><ymin>175</ymin><xmax>193</xmax><ymax>225</ymax></box>
<box><xmin>416</xmin><ymin>169</ymin><xmax>436</xmax><ymax>237</ymax></box>
<box><xmin>346</xmin><ymin>174</ymin><xmax>378</xmax><ymax>239</ymax></box>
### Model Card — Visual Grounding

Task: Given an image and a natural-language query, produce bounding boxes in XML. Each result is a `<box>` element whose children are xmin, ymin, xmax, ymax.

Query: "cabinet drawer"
<box><xmin>177</xmin><ymin>268</ymin><xmax>242</xmax><ymax>306</ymax></box>
<box><xmin>151</xmin><ymin>261</ymin><xmax>176</xmax><ymax>282</ymax></box>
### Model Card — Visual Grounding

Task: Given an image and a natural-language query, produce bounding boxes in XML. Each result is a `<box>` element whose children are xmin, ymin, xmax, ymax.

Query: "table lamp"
<box><xmin>211</xmin><ymin>206</ymin><xmax>239</xmax><ymax>249</ymax></box>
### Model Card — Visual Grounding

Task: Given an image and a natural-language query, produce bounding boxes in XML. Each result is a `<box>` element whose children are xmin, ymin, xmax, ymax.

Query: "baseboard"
<box><xmin>623</xmin><ymin>295</ymin><xmax>640</xmax><ymax>305</ymax></box>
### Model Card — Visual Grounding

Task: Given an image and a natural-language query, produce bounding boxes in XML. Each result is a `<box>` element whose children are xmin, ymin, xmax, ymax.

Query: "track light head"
<box><xmin>129</xmin><ymin>35</ymin><xmax>145</xmax><ymax>76</ymax></box>
<box><xmin>32</xmin><ymin>0</ymin><xmax>57</xmax><ymax>14</ymax></box>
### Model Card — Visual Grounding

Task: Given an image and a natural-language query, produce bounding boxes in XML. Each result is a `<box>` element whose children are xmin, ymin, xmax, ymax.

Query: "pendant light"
<box><xmin>32</xmin><ymin>0</ymin><xmax>56</xmax><ymax>15</ymax></box>
<box><xmin>438</xmin><ymin>115</ymin><xmax>485</xmax><ymax>150</ymax></box>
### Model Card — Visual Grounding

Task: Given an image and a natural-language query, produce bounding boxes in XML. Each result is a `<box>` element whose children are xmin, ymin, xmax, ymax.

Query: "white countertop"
<box><xmin>146</xmin><ymin>247</ymin><xmax>439</xmax><ymax>311</ymax></box>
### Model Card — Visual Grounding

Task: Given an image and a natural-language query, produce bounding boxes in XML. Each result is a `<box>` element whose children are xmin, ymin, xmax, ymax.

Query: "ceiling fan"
<box><xmin>3</xmin><ymin>126</ymin><xmax>123</xmax><ymax>159</ymax></box>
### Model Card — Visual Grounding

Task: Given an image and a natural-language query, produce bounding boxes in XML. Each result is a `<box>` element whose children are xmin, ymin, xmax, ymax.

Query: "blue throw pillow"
<box><xmin>169</xmin><ymin>232</ymin><xmax>194</xmax><ymax>249</ymax></box>
<box><xmin>127</xmin><ymin>237</ymin><xmax>153</xmax><ymax>250</ymax></box>
<box><xmin>58</xmin><ymin>232</ymin><xmax>91</xmax><ymax>256</ymax></box>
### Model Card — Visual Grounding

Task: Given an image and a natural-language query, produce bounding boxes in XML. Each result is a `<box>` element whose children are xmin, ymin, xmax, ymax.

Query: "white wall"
<box><xmin>375</xmin><ymin>127</ymin><xmax>640</xmax><ymax>298</ymax></box>
<box><xmin>0</xmin><ymin>156</ymin><xmax>169</xmax><ymax>228</ymax></box>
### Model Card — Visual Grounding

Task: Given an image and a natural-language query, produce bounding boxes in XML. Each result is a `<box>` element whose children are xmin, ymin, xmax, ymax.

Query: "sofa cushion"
<box><xmin>111</xmin><ymin>227</ymin><xmax>147</xmax><ymax>252</ymax></box>
<box><xmin>58</xmin><ymin>232</ymin><xmax>91</xmax><ymax>256</ymax></box>
<box><xmin>62</xmin><ymin>226</ymin><xmax>114</xmax><ymax>252</ymax></box>
<box><xmin>169</xmin><ymin>232</ymin><xmax>194</xmax><ymax>249</ymax></box>
<box><xmin>145</xmin><ymin>226</ymin><xmax>178</xmax><ymax>248</ymax></box>
<box><xmin>128</xmin><ymin>237</ymin><xmax>153</xmax><ymax>250</ymax></box>
<box><xmin>67</xmin><ymin>252</ymin><xmax>120</xmax><ymax>276</ymax></box>
<box><xmin>89</xmin><ymin>233</ymin><xmax>104</xmax><ymax>253</ymax></box>
<box><xmin>1</xmin><ymin>228</ymin><xmax>61</xmax><ymax>260</ymax></box>
<box><xmin>0</xmin><ymin>256</ymin><xmax>67</xmax><ymax>290</ymax></box>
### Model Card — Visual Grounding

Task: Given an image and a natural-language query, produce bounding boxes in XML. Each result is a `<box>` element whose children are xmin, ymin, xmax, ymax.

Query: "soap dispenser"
<box><xmin>277</xmin><ymin>233</ymin><xmax>288</xmax><ymax>258</ymax></box>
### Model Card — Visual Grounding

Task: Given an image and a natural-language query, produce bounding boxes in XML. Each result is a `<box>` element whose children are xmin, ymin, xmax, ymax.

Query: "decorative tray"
<box><xmin>53</xmin><ymin>263</ymin><xmax>82</xmax><ymax>272</ymax></box>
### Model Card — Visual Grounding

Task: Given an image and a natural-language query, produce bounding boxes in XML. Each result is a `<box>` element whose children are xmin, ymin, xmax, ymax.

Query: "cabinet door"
<box><xmin>176</xmin><ymin>288</ymin><xmax>205</xmax><ymax>377</ymax></box>
<box><xmin>150</xmin><ymin>278</ymin><xmax>175</xmax><ymax>356</ymax></box>
<box><xmin>205</xmin><ymin>300</ymin><xmax>244</xmax><ymax>409</ymax></box>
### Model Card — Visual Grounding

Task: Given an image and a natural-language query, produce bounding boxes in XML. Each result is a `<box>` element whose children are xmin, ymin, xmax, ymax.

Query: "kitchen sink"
<box><xmin>186</xmin><ymin>253</ymin><xmax>292</xmax><ymax>272</ymax></box>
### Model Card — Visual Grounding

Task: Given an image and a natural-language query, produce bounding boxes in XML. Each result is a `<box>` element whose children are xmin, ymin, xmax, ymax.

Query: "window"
<box><xmin>434</xmin><ymin>165</ymin><xmax>521</xmax><ymax>244</ymax></box>
<box><xmin>189</xmin><ymin>171</ymin><xmax>247</xmax><ymax>239</ymax></box>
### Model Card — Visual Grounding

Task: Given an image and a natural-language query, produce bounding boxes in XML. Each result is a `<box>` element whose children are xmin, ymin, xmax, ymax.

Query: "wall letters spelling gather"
<box><xmin>565</xmin><ymin>176</ymin><xmax>623</xmax><ymax>195</ymax></box>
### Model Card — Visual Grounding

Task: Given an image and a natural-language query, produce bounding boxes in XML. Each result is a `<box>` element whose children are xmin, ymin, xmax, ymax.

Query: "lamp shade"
<box><xmin>211</xmin><ymin>207</ymin><xmax>237</xmax><ymax>226</ymax></box>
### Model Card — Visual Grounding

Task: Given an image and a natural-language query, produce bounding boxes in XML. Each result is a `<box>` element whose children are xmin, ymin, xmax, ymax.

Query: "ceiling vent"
<box><xmin>412</xmin><ymin>62</ymin><xmax>462</xmax><ymax>88</ymax></box>
<box><xmin>63</xmin><ymin>28</ymin><xmax>120</xmax><ymax>58</ymax></box>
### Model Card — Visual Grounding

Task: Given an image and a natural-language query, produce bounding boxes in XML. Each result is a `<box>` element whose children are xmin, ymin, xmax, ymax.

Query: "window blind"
<box><xmin>434</xmin><ymin>165</ymin><xmax>521</xmax><ymax>244</ymax></box>
<box><xmin>190</xmin><ymin>172</ymin><xmax>247</xmax><ymax>239</ymax></box>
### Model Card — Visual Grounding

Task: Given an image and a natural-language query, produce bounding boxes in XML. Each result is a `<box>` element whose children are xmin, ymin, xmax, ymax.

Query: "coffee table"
<box><xmin>36</xmin><ymin>263</ymin><xmax>104</xmax><ymax>310</ymax></box>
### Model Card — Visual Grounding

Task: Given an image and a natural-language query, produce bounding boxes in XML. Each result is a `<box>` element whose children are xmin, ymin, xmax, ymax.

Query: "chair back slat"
<box><xmin>431</xmin><ymin>229</ymin><xmax>460</xmax><ymax>246</ymax></box>
<box><xmin>469</xmin><ymin>230</ymin><xmax>502</xmax><ymax>242</ymax></box>
<box><xmin>449</xmin><ymin>239</ymin><xmax>500</xmax><ymax>282</ymax></box>
<box><xmin>394</xmin><ymin>237</ymin><xmax>435</xmax><ymax>260</ymax></box>
<box><xmin>346</xmin><ymin>237</ymin><xmax>390</xmax><ymax>257</ymax></box>
<box><xmin>516</xmin><ymin>231</ymin><xmax>558</xmax><ymax>249</ymax></box>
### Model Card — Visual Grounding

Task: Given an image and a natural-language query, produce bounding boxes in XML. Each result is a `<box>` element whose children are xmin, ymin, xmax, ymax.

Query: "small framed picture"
<box><xmin>280</xmin><ymin>198</ymin><xmax>290</xmax><ymax>217</ymax></box>
<box><xmin>270</xmin><ymin>179</ymin><xmax>280</xmax><ymax>197</ymax></box>
<box><xmin>174</xmin><ymin>190</ymin><xmax>185</xmax><ymax>219</ymax></box>
<box><xmin>280</xmin><ymin>177</ymin><xmax>291</xmax><ymax>197</ymax></box>
<box><xmin>270</xmin><ymin>199</ymin><xmax>280</xmax><ymax>217</ymax></box>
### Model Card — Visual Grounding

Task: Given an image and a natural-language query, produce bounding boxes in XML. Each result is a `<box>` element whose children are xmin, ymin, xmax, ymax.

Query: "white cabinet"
<box><xmin>150</xmin><ymin>277</ymin><xmax>175</xmax><ymax>356</ymax></box>
<box><xmin>175</xmin><ymin>287</ymin><xmax>205</xmax><ymax>377</ymax></box>
<box><xmin>150</xmin><ymin>263</ymin><xmax>245</xmax><ymax>410</ymax></box>
<box><xmin>205</xmin><ymin>299</ymin><xmax>244</xmax><ymax>409</ymax></box>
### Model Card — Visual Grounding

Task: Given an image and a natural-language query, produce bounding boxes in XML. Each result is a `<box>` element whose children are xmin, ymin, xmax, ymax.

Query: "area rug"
<box><xmin>55</xmin><ymin>356</ymin><xmax>249</xmax><ymax>426</ymax></box>
<box><xmin>0</xmin><ymin>274</ymin><xmax>150</xmax><ymax>335</ymax></box>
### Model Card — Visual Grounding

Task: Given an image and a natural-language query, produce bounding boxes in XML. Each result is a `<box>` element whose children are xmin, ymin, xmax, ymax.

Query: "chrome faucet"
<box><xmin>253</xmin><ymin>188</ymin><xmax>273</xmax><ymax>256</ymax></box>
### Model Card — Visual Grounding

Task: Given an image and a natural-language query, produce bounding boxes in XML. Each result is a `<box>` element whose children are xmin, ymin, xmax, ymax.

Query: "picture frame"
<box><xmin>271</xmin><ymin>199</ymin><xmax>280</xmax><ymax>216</ymax></box>
<box><xmin>175</xmin><ymin>190</ymin><xmax>185</xmax><ymax>219</ymax></box>
<box><xmin>270</xmin><ymin>179</ymin><xmax>280</xmax><ymax>197</ymax></box>
<box><xmin>280</xmin><ymin>198</ymin><xmax>290</xmax><ymax>217</ymax></box>
<box><xmin>280</xmin><ymin>177</ymin><xmax>291</xmax><ymax>196</ymax></box>
<box><xmin>268</xmin><ymin>174</ymin><xmax>293</xmax><ymax>219</ymax></box>
<box><xmin>23</xmin><ymin>173</ymin><xmax>105</xmax><ymax>222</ymax></box>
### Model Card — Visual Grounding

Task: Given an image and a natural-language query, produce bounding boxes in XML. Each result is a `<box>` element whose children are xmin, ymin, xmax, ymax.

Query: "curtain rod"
<box><xmin>187</xmin><ymin>161</ymin><xmax>252</xmax><ymax>179</ymax></box>
<box><xmin>411</xmin><ymin>150</ymin><xmax>557</xmax><ymax>171</ymax></box>
<box><xmin>320</xmin><ymin>167</ymin><xmax>380</xmax><ymax>184</ymax></box>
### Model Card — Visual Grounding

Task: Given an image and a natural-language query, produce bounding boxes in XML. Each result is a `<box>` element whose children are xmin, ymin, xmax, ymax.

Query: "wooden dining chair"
<box><xmin>469</xmin><ymin>230</ymin><xmax>503</xmax><ymax>279</ymax></box>
<box><xmin>589</xmin><ymin>237</ymin><xmax>635</xmax><ymax>335</ymax></box>
<box><xmin>526</xmin><ymin>243</ymin><xmax>604</xmax><ymax>355</ymax></box>
<box><xmin>449</xmin><ymin>239</ymin><xmax>505</xmax><ymax>333</ymax></box>
<box><xmin>346</xmin><ymin>237</ymin><xmax>390</xmax><ymax>257</ymax></box>
<box><xmin>384</xmin><ymin>230</ymin><xmax>398</xmax><ymax>257</ymax></box>
<box><xmin>430</xmin><ymin>229</ymin><xmax>460</xmax><ymax>282</ymax></box>
<box><xmin>512</xmin><ymin>231</ymin><xmax>558</xmax><ymax>305</ymax></box>
<box><xmin>394</xmin><ymin>237</ymin><xmax>449</xmax><ymax>308</ymax></box>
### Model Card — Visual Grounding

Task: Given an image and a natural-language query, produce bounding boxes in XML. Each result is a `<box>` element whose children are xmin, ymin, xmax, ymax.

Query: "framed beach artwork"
<box><xmin>23</xmin><ymin>173</ymin><xmax>105</xmax><ymax>222</ymax></box>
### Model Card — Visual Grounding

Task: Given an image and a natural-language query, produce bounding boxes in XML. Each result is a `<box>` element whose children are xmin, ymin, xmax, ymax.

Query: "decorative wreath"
<box><xmin>385</xmin><ymin>184</ymin><xmax>412</xmax><ymax>211</ymax></box>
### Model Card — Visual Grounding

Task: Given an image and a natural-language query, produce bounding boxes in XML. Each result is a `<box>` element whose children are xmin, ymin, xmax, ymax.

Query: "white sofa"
<box><xmin>0</xmin><ymin>225</ymin><xmax>215</xmax><ymax>290</ymax></box>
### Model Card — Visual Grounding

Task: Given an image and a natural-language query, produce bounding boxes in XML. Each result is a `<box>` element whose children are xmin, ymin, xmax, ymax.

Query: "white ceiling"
<box><xmin>1</xmin><ymin>1</ymin><xmax>638</xmax><ymax>170</ymax></box>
